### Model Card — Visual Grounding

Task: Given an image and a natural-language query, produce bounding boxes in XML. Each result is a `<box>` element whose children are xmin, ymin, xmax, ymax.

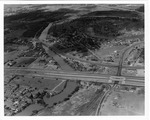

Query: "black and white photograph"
<box><xmin>2</xmin><ymin>2</ymin><xmax>148</xmax><ymax>118</ymax></box>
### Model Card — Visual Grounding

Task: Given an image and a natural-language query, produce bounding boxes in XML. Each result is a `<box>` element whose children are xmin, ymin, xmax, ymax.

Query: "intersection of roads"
<box><xmin>4</xmin><ymin>41</ymin><xmax>144</xmax><ymax>87</ymax></box>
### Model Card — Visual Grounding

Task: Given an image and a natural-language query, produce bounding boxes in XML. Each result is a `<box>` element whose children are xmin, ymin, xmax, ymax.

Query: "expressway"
<box><xmin>4</xmin><ymin>67</ymin><xmax>144</xmax><ymax>86</ymax></box>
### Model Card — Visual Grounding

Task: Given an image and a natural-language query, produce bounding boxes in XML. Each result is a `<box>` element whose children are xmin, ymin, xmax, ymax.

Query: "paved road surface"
<box><xmin>5</xmin><ymin>68</ymin><xmax>144</xmax><ymax>86</ymax></box>
<box><xmin>117</xmin><ymin>41</ymin><xmax>144</xmax><ymax>76</ymax></box>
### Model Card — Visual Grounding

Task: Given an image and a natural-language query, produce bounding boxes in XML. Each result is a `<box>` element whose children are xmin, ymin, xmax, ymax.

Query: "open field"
<box><xmin>100</xmin><ymin>87</ymin><xmax>144</xmax><ymax>115</ymax></box>
<box><xmin>12</xmin><ymin>76</ymin><xmax>63</xmax><ymax>90</ymax></box>
<box><xmin>4</xmin><ymin>51</ymin><xmax>23</xmax><ymax>63</ymax></box>
<box><xmin>95</xmin><ymin>45</ymin><xmax>126</xmax><ymax>57</ymax></box>
<box><xmin>15</xmin><ymin>104</ymin><xmax>44</xmax><ymax>116</ymax></box>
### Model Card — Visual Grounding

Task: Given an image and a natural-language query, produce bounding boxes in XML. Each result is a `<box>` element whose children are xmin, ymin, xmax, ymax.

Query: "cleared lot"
<box><xmin>100</xmin><ymin>89</ymin><xmax>144</xmax><ymax>115</ymax></box>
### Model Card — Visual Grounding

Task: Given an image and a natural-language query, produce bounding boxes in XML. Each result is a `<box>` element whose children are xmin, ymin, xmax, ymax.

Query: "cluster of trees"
<box><xmin>83</xmin><ymin>10</ymin><xmax>140</xmax><ymax>18</ymax></box>
<box><xmin>50</xmin><ymin>14</ymin><xmax>143</xmax><ymax>53</ymax></box>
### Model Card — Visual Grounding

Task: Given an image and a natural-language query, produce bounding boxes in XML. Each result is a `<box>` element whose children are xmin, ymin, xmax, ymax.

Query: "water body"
<box><xmin>44</xmin><ymin>47</ymin><xmax>74</xmax><ymax>71</ymax></box>
<box><xmin>15</xmin><ymin>104</ymin><xmax>44</xmax><ymax>116</ymax></box>
<box><xmin>39</xmin><ymin>23</ymin><xmax>53</xmax><ymax>41</ymax></box>
<box><xmin>43</xmin><ymin>81</ymin><xmax>78</xmax><ymax>106</ymax></box>
<box><xmin>39</xmin><ymin>22</ymin><xmax>78</xmax><ymax>109</ymax></box>
<box><xmin>39</xmin><ymin>22</ymin><xmax>74</xmax><ymax>71</ymax></box>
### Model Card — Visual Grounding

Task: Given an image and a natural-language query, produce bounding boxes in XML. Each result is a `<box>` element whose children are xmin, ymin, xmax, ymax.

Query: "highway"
<box><xmin>4</xmin><ymin>68</ymin><xmax>144</xmax><ymax>86</ymax></box>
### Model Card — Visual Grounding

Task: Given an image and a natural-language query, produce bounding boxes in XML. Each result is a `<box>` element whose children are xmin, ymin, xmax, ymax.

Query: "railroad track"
<box><xmin>95</xmin><ymin>84</ymin><xmax>117</xmax><ymax>115</ymax></box>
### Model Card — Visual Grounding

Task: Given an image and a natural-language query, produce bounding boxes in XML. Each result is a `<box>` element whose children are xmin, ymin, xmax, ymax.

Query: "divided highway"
<box><xmin>5</xmin><ymin>68</ymin><xmax>144</xmax><ymax>86</ymax></box>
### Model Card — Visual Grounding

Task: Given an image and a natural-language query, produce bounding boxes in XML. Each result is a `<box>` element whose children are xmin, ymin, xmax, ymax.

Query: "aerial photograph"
<box><xmin>4</xmin><ymin>4</ymin><xmax>144</xmax><ymax>116</ymax></box>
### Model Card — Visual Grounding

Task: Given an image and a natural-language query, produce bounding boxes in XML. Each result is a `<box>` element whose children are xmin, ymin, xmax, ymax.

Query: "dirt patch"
<box><xmin>100</xmin><ymin>88</ymin><xmax>144</xmax><ymax>115</ymax></box>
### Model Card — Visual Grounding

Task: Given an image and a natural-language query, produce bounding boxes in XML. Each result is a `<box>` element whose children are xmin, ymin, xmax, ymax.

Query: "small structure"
<box><xmin>109</xmin><ymin>76</ymin><xmax>126</xmax><ymax>84</ymax></box>
<box><xmin>136</xmin><ymin>69</ymin><xmax>144</xmax><ymax>76</ymax></box>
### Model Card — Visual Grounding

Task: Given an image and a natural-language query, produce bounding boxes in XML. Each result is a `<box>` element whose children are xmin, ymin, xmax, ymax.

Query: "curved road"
<box><xmin>117</xmin><ymin>41</ymin><xmax>144</xmax><ymax>76</ymax></box>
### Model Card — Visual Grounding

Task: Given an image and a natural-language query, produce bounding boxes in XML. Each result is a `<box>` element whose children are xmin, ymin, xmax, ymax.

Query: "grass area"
<box><xmin>95</xmin><ymin>45</ymin><xmax>126</xmax><ymax>57</ymax></box>
<box><xmin>4</xmin><ymin>51</ymin><xmax>23</xmax><ymax>63</ymax></box>
<box><xmin>13</xmin><ymin>57</ymin><xmax>36</xmax><ymax>67</ymax></box>
<box><xmin>13</xmin><ymin>76</ymin><xmax>63</xmax><ymax>90</ymax></box>
<box><xmin>4</xmin><ymin>29</ymin><xmax>27</xmax><ymax>44</ymax></box>
<box><xmin>15</xmin><ymin>104</ymin><xmax>44</xmax><ymax>116</ymax></box>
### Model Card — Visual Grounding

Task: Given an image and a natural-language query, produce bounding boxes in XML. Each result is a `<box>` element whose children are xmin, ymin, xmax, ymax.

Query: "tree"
<box><xmin>32</xmin><ymin>110</ymin><xmax>39</xmax><ymax>115</ymax></box>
